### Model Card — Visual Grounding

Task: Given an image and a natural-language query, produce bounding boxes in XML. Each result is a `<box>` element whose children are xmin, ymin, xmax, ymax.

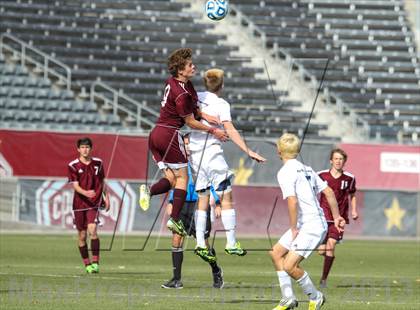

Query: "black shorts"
<box><xmin>179</xmin><ymin>201</ymin><xmax>211</xmax><ymax>239</ymax></box>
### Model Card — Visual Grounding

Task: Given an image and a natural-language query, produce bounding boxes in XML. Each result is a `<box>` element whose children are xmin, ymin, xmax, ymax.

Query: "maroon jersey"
<box><xmin>157</xmin><ymin>77</ymin><xmax>198</xmax><ymax>129</ymax></box>
<box><xmin>318</xmin><ymin>170</ymin><xmax>356</xmax><ymax>223</ymax></box>
<box><xmin>68</xmin><ymin>157</ymin><xmax>105</xmax><ymax>210</ymax></box>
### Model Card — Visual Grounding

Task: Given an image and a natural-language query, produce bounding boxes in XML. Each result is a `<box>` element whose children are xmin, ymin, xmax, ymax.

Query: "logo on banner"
<box><xmin>35</xmin><ymin>180</ymin><xmax>136</xmax><ymax>231</ymax></box>
<box><xmin>380</xmin><ymin>152</ymin><xmax>420</xmax><ymax>173</ymax></box>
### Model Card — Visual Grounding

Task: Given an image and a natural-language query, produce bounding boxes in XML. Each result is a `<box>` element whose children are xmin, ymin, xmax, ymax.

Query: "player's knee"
<box><xmin>172</xmin><ymin>234</ymin><xmax>183</xmax><ymax>247</ymax></box>
<box><xmin>283</xmin><ymin>261</ymin><xmax>296</xmax><ymax>275</ymax></box>
<box><xmin>269</xmin><ymin>248</ymin><xmax>281</xmax><ymax>260</ymax></box>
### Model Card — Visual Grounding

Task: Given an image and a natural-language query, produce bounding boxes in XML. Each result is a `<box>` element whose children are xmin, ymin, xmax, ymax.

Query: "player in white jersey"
<box><xmin>270</xmin><ymin>133</ymin><xmax>345</xmax><ymax>310</ymax></box>
<box><xmin>189</xmin><ymin>68</ymin><xmax>266</xmax><ymax>261</ymax></box>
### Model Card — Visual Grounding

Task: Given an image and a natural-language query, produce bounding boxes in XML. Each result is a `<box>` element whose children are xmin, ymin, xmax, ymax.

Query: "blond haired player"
<box><xmin>270</xmin><ymin>133</ymin><xmax>345</xmax><ymax>310</ymax></box>
<box><xmin>188</xmin><ymin>68</ymin><xmax>266</xmax><ymax>262</ymax></box>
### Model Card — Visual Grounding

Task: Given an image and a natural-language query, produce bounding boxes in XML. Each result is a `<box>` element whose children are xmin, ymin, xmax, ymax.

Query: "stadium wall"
<box><xmin>0</xmin><ymin>130</ymin><xmax>419</xmax><ymax>238</ymax></box>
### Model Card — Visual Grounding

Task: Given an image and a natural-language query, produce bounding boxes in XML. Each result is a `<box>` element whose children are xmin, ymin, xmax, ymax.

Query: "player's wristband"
<box><xmin>208</xmin><ymin>127</ymin><xmax>216</xmax><ymax>135</ymax></box>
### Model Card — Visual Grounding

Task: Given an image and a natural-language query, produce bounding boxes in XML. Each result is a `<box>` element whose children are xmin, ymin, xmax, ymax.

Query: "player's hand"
<box><xmin>249</xmin><ymin>151</ymin><xmax>266</xmax><ymax>163</ymax></box>
<box><xmin>352</xmin><ymin>210</ymin><xmax>359</xmax><ymax>220</ymax></box>
<box><xmin>213</xmin><ymin>128</ymin><xmax>229</xmax><ymax>141</ymax></box>
<box><xmin>202</xmin><ymin>113</ymin><xmax>221</xmax><ymax>125</ymax></box>
<box><xmin>84</xmin><ymin>190</ymin><xmax>96</xmax><ymax>198</ymax></box>
<box><xmin>334</xmin><ymin>216</ymin><xmax>346</xmax><ymax>233</ymax></box>
<box><xmin>166</xmin><ymin>203</ymin><xmax>173</xmax><ymax>216</ymax></box>
<box><xmin>291</xmin><ymin>227</ymin><xmax>299</xmax><ymax>240</ymax></box>
<box><xmin>214</xmin><ymin>205</ymin><xmax>222</xmax><ymax>218</ymax></box>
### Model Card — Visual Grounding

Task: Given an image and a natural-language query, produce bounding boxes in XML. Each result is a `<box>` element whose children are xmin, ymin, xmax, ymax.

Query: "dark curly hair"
<box><xmin>167</xmin><ymin>48</ymin><xmax>192</xmax><ymax>77</ymax></box>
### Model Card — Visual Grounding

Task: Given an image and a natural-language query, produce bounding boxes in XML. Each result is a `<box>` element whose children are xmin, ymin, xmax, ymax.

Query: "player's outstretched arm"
<box><xmin>322</xmin><ymin>186</ymin><xmax>345</xmax><ymax>232</ymax></box>
<box><xmin>184</xmin><ymin>114</ymin><xmax>228</xmax><ymax>141</ymax></box>
<box><xmin>223</xmin><ymin>121</ymin><xmax>266</xmax><ymax>162</ymax></box>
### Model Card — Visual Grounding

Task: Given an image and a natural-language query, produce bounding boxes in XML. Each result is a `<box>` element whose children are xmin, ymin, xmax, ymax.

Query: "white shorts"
<box><xmin>189</xmin><ymin>144</ymin><xmax>234</xmax><ymax>192</ymax></box>
<box><xmin>278</xmin><ymin>226</ymin><xmax>326</xmax><ymax>259</ymax></box>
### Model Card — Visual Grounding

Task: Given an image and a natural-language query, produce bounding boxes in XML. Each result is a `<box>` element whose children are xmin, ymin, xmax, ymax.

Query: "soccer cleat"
<box><xmin>319</xmin><ymin>279</ymin><xmax>327</xmax><ymax>289</ymax></box>
<box><xmin>167</xmin><ymin>218</ymin><xmax>186</xmax><ymax>236</ymax></box>
<box><xmin>308</xmin><ymin>292</ymin><xmax>325</xmax><ymax>310</ymax></box>
<box><xmin>91</xmin><ymin>263</ymin><xmax>99</xmax><ymax>273</ymax></box>
<box><xmin>272</xmin><ymin>298</ymin><xmax>298</xmax><ymax>310</ymax></box>
<box><xmin>225</xmin><ymin>242</ymin><xmax>247</xmax><ymax>256</ymax></box>
<box><xmin>138</xmin><ymin>184</ymin><xmax>151</xmax><ymax>211</ymax></box>
<box><xmin>194</xmin><ymin>246</ymin><xmax>217</xmax><ymax>263</ymax></box>
<box><xmin>85</xmin><ymin>264</ymin><xmax>95</xmax><ymax>274</ymax></box>
<box><xmin>161</xmin><ymin>278</ymin><xmax>183</xmax><ymax>289</ymax></box>
<box><xmin>212</xmin><ymin>267</ymin><xmax>224</xmax><ymax>289</ymax></box>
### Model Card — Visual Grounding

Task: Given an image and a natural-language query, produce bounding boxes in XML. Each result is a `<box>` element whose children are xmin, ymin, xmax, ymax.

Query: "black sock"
<box><xmin>172</xmin><ymin>247</ymin><xmax>183</xmax><ymax>281</ymax></box>
<box><xmin>208</xmin><ymin>248</ymin><xmax>220</xmax><ymax>273</ymax></box>
<box><xmin>209</xmin><ymin>261</ymin><xmax>220</xmax><ymax>274</ymax></box>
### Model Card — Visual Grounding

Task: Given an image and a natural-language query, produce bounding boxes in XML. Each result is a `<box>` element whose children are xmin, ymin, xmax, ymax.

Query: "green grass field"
<box><xmin>0</xmin><ymin>234</ymin><xmax>419</xmax><ymax>310</ymax></box>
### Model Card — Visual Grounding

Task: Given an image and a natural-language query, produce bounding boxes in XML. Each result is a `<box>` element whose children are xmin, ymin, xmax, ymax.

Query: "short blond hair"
<box><xmin>203</xmin><ymin>68</ymin><xmax>224</xmax><ymax>93</ymax></box>
<box><xmin>277</xmin><ymin>133</ymin><xmax>300</xmax><ymax>159</ymax></box>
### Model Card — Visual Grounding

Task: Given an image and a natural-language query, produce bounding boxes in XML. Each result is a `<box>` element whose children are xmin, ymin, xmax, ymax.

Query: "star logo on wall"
<box><xmin>233</xmin><ymin>157</ymin><xmax>253</xmax><ymax>185</ymax></box>
<box><xmin>384</xmin><ymin>197</ymin><xmax>406</xmax><ymax>231</ymax></box>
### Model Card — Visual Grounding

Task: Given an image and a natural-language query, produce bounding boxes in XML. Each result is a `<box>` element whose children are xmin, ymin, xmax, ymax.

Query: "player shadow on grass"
<box><xmin>336</xmin><ymin>284</ymin><xmax>405</xmax><ymax>289</ymax></box>
<box><xmin>101</xmin><ymin>271</ymin><xmax>160</xmax><ymax>275</ymax></box>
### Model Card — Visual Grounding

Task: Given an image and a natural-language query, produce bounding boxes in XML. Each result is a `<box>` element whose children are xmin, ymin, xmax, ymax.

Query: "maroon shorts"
<box><xmin>73</xmin><ymin>208</ymin><xmax>99</xmax><ymax>231</ymax></box>
<box><xmin>149</xmin><ymin>125</ymin><xmax>187</xmax><ymax>169</ymax></box>
<box><xmin>323</xmin><ymin>223</ymin><xmax>344</xmax><ymax>243</ymax></box>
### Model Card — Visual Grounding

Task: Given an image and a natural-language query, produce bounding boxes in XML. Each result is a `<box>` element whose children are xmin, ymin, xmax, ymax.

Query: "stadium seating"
<box><xmin>0</xmin><ymin>56</ymin><xmax>123</xmax><ymax>131</ymax></box>
<box><xmin>230</xmin><ymin>0</ymin><xmax>420</xmax><ymax>143</ymax></box>
<box><xmin>0</xmin><ymin>0</ymin><xmax>330</xmax><ymax>140</ymax></box>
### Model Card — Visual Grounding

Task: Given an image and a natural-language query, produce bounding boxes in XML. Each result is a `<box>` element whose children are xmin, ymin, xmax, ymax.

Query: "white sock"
<box><xmin>277</xmin><ymin>271</ymin><xmax>295</xmax><ymax>299</ymax></box>
<box><xmin>297</xmin><ymin>271</ymin><xmax>319</xmax><ymax>300</ymax></box>
<box><xmin>195</xmin><ymin>210</ymin><xmax>207</xmax><ymax>248</ymax></box>
<box><xmin>221</xmin><ymin>209</ymin><xmax>236</xmax><ymax>248</ymax></box>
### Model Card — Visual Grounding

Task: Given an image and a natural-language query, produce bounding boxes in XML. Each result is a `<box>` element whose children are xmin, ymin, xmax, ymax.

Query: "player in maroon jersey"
<box><xmin>68</xmin><ymin>137</ymin><xmax>109</xmax><ymax>274</ymax></box>
<box><xmin>138</xmin><ymin>48</ymin><xmax>228</xmax><ymax>236</ymax></box>
<box><xmin>317</xmin><ymin>148</ymin><xmax>358</xmax><ymax>288</ymax></box>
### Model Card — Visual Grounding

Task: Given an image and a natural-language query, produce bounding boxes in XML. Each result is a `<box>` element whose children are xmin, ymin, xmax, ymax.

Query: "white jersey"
<box><xmin>189</xmin><ymin>91</ymin><xmax>232</xmax><ymax>152</ymax></box>
<box><xmin>277</xmin><ymin>159</ymin><xmax>327</xmax><ymax>227</ymax></box>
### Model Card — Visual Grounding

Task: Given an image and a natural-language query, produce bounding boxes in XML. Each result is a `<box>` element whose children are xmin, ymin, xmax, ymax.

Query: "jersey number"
<box><xmin>94</xmin><ymin>166</ymin><xmax>99</xmax><ymax>175</ymax></box>
<box><xmin>341</xmin><ymin>180</ymin><xmax>348</xmax><ymax>189</ymax></box>
<box><xmin>161</xmin><ymin>84</ymin><xmax>171</xmax><ymax>107</ymax></box>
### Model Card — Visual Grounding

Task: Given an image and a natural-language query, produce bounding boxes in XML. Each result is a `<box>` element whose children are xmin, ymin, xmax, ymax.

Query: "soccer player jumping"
<box><xmin>138</xmin><ymin>48</ymin><xmax>228</xmax><ymax>236</ymax></box>
<box><xmin>188</xmin><ymin>68</ymin><xmax>266</xmax><ymax>261</ymax></box>
<box><xmin>68</xmin><ymin>137</ymin><xmax>109</xmax><ymax>274</ymax></box>
<box><xmin>317</xmin><ymin>148</ymin><xmax>358</xmax><ymax>288</ymax></box>
<box><xmin>270</xmin><ymin>133</ymin><xmax>345</xmax><ymax>310</ymax></box>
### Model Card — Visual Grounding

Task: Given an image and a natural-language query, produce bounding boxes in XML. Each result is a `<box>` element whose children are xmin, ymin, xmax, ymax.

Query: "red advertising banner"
<box><xmin>338</xmin><ymin>143</ymin><xmax>420</xmax><ymax>191</ymax></box>
<box><xmin>228</xmin><ymin>186</ymin><xmax>364</xmax><ymax>237</ymax></box>
<box><xmin>0</xmin><ymin>129</ymin><xmax>149</xmax><ymax>180</ymax></box>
